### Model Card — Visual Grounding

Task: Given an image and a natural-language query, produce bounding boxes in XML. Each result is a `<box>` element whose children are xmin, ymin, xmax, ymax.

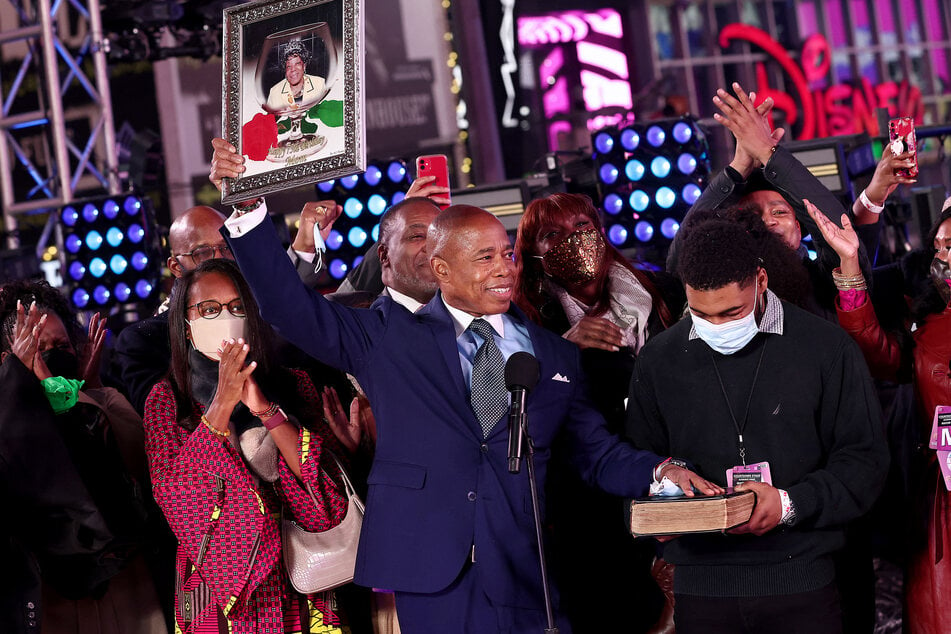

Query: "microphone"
<box><xmin>506</xmin><ymin>352</ymin><xmax>540</xmax><ymax>474</ymax></box>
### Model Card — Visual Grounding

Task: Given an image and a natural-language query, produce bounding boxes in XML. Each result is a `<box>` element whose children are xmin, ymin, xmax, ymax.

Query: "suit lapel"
<box><xmin>418</xmin><ymin>294</ymin><xmax>482</xmax><ymax>437</ymax></box>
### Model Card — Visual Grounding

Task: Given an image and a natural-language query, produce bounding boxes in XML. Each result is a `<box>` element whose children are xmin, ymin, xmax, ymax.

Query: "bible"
<box><xmin>629</xmin><ymin>490</ymin><xmax>756</xmax><ymax>537</ymax></box>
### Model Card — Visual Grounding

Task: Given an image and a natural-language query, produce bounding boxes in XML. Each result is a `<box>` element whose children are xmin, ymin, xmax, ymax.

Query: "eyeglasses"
<box><xmin>186</xmin><ymin>298</ymin><xmax>246</xmax><ymax>320</ymax></box>
<box><xmin>177</xmin><ymin>244</ymin><xmax>233</xmax><ymax>264</ymax></box>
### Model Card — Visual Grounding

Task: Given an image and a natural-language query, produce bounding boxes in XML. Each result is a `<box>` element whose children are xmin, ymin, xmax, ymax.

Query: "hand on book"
<box><xmin>658</xmin><ymin>464</ymin><xmax>725</xmax><ymax>498</ymax></box>
<box><xmin>728</xmin><ymin>481</ymin><xmax>783</xmax><ymax>535</ymax></box>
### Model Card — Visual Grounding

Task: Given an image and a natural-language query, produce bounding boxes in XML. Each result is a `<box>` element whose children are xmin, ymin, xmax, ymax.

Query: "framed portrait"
<box><xmin>221</xmin><ymin>0</ymin><xmax>365</xmax><ymax>204</ymax></box>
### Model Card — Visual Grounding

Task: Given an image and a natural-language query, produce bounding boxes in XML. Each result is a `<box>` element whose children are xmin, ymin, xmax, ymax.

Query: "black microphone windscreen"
<box><xmin>505</xmin><ymin>351</ymin><xmax>540</xmax><ymax>392</ymax></box>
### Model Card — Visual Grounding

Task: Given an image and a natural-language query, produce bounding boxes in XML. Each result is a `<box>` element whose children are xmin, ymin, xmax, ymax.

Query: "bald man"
<box><xmin>222</xmin><ymin>203</ymin><xmax>718</xmax><ymax>633</ymax></box>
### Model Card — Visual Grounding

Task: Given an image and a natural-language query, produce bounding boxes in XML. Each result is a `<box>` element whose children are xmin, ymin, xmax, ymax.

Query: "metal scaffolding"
<box><xmin>0</xmin><ymin>0</ymin><xmax>119</xmax><ymax>247</ymax></box>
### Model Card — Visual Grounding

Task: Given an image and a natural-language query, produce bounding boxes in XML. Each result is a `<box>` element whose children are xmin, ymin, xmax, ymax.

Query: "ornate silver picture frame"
<box><xmin>221</xmin><ymin>0</ymin><xmax>365</xmax><ymax>204</ymax></box>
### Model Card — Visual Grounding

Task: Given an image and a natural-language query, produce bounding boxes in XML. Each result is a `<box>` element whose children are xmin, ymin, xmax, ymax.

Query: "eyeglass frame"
<box><xmin>175</xmin><ymin>243</ymin><xmax>234</xmax><ymax>264</ymax></box>
<box><xmin>186</xmin><ymin>298</ymin><xmax>247</xmax><ymax>320</ymax></box>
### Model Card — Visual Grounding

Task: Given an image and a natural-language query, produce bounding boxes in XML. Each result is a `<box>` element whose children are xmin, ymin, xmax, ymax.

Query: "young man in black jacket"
<box><xmin>626</xmin><ymin>215</ymin><xmax>889</xmax><ymax>634</ymax></box>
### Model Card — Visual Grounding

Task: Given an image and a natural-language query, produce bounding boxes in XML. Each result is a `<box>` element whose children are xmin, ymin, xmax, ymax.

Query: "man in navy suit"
<box><xmin>223</xmin><ymin>203</ymin><xmax>719</xmax><ymax>632</ymax></box>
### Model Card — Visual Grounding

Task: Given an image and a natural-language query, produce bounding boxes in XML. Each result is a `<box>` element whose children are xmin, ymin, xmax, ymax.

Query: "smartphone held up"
<box><xmin>416</xmin><ymin>155</ymin><xmax>451</xmax><ymax>210</ymax></box>
<box><xmin>888</xmin><ymin>117</ymin><xmax>918</xmax><ymax>178</ymax></box>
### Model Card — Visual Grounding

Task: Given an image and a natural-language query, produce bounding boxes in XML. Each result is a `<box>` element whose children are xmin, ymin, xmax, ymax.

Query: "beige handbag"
<box><xmin>282</xmin><ymin>452</ymin><xmax>365</xmax><ymax>593</ymax></box>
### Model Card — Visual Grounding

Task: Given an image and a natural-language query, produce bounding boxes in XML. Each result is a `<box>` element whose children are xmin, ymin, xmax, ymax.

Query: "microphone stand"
<box><xmin>517</xmin><ymin>414</ymin><xmax>559</xmax><ymax>634</ymax></box>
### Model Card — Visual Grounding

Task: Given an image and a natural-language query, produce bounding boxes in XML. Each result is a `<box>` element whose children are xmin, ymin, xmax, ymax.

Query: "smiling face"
<box><xmin>285</xmin><ymin>54</ymin><xmax>305</xmax><ymax>87</ymax></box>
<box><xmin>431</xmin><ymin>210</ymin><xmax>515</xmax><ymax>316</ymax></box>
<box><xmin>742</xmin><ymin>190</ymin><xmax>802</xmax><ymax>250</ymax></box>
<box><xmin>379</xmin><ymin>201</ymin><xmax>440</xmax><ymax>303</ymax></box>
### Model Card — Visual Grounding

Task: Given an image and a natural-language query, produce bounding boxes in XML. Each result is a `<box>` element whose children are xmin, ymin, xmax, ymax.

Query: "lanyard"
<box><xmin>709</xmin><ymin>338</ymin><xmax>768</xmax><ymax>465</ymax></box>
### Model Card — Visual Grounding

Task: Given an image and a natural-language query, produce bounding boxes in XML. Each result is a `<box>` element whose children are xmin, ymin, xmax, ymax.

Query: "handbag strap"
<box><xmin>302</xmin><ymin>450</ymin><xmax>363</xmax><ymax>513</ymax></box>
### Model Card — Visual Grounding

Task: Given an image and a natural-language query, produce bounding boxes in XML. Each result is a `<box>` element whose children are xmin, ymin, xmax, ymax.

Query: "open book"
<box><xmin>629</xmin><ymin>490</ymin><xmax>756</xmax><ymax>537</ymax></box>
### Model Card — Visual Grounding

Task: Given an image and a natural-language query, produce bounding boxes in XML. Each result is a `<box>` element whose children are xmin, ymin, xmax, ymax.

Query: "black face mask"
<box><xmin>41</xmin><ymin>347</ymin><xmax>79</xmax><ymax>380</ymax></box>
<box><xmin>931</xmin><ymin>257</ymin><xmax>951</xmax><ymax>306</ymax></box>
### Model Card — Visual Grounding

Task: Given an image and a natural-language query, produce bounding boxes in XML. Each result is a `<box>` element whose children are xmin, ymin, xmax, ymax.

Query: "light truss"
<box><xmin>0</xmin><ymin>0</ymin><xmax>119</xmax><ymax>246</ymax></box>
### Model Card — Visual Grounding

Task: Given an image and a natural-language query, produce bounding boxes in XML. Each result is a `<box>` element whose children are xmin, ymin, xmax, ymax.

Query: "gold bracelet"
<box><xmin>201</xmin><ymin>414</ymin><xmax>230</xmax><ymax>438</ymax></box>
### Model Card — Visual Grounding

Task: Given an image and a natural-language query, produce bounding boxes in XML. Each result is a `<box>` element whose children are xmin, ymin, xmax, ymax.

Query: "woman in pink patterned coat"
<box><xmin>145</xmin><ymin>259</ymin><xmax>362</xmax><ymax>633</ymax></box>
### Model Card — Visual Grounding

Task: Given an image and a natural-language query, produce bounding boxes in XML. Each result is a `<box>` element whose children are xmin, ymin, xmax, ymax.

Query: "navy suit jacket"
<box><xmin>226</xmin><ymin>220</ymin><xmax>660</xmax><ymax>609</ymax></box>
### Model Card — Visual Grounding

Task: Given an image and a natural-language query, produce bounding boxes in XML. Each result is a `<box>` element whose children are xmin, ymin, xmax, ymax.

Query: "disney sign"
<box><xmin>719</xmin><ymin>24</ymin><xmax>923</xmax><ymax>140</ymax></box>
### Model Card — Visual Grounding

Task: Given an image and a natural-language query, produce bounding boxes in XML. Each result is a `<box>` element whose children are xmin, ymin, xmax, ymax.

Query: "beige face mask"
<box><xmin>187</xmin><ymin>312</ymin><xmax>247</xmax><ymax>360</ymax></box>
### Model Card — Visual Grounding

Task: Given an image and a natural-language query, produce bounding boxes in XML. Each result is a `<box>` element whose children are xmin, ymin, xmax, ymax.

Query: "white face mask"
<box><xmin>691</xmin><ymin>284</ymin><xmax>760</xmax><ymax>355</ymax></box>
<box><xmin>187</xmin><ymin>312</ymin><xmax>247</xmax><ymax>360</ymax></box>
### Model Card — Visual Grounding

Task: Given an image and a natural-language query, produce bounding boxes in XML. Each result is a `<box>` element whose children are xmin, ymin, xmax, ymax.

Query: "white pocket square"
<box><xmin>552</xmin><ymin>373</ymin><xmax>571</xmax><ymax>383</ymax></box>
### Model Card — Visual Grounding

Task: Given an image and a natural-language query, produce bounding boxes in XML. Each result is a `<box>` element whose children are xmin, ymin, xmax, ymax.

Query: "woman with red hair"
<box><xmin>514</xmin><ymin>192</ymin><xmax>680</xmax><ymax>633</ymax></box>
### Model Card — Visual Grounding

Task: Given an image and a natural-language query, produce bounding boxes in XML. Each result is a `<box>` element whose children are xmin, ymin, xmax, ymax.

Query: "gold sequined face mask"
<box><xmin>538</xmin><ymin>228</ymin><xmax>606</xmax><ymax>287</ymax></box>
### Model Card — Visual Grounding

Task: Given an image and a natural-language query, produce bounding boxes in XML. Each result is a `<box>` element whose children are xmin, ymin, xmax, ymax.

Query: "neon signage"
<box><xmin>719</xmin><ymin>24</ymin><xmax>923</xmax><ymax>140</ymax></box>
<box><xmin>519</xmin><ymin>9</ymin><xmax>633</xmax><ymax>150</ymax></box>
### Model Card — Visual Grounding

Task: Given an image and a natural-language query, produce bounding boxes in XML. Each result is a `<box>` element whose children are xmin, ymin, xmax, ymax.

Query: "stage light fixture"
<box><xmin>620</xmin><ymin>128</ymin><xmax>639</xmax><ymax>151</ymax></box>
<box><xmin>625</xmin><ymin>159</ymin><xmax>645</xmax><ymax>182</ymax></box>
<box><xmin>599</xmin><ymin>163</ymin><xmax>619</xmax><ymax>185</ymax></box>
<box><xmin>646</xmin><ymin>125</ymin><xmax>665</xmax><ymax>147</ymax></box>
<box><xmin>329</xmin><ymin>259</ymin><xmax>348</xmax><ymax>279</ymax></box>
<box><xmin>59</xmin><ymin>192</ymin><xmax>162</xmax><ymax>311</ymax></box>
<box><xmin>368</xmin><ymin>194</ymin><xmax>387</xmax><ymax>216</ymax></box>
<box><xmin>604</xmin><ymin>193</ymin><xmax>623</xmax><ymax>215</ymax></box>
<box><xmin>660</xmin><ymin>218</ymin><xmax>680</xmax><ymax>239</ymax></box>
<box><xmin>607</xmin><ymin>224</ymin><xmax>628</xmax><ymax>245</ymax></box>
<box><xmin>364</xmin><ymin>165</ymin><xmax>383</xmax><ymax>187</ymax></box>
<box><xmin>103</xmin><ymin>199</ymin><xmax>120</xmax><ymax>220</ymax></box>
<box><xmin>311</xmin><ymin>159</ymin><xmax>412</xmax><ymax>289</ymax></box>
<box><xmin>62</xmin><ymin>206</ymin><xmax>79</xmax><ymax>226</ymax></box>
<box><xmin>594</xmin><ymin>132</ymin><xmax>615</xmax><ymax>154</ymax></box>
<box><xmin>634</xmin><ymin>220</ymin><xmax>654</xmax><ymax>242</ymax></box>
<box><xmin>327</xmin><ymin>230</ymin><xmax>344</xmax><ymax>250</ymax></box>
<box><xmin>591</xmin><ymin>116</ymin><xmax>711</xmax><ymax>255</ymax></box>
<box><xmin>650</xmin><ymin>156</ymin><xmax>671</xmax><ymax>179</ymax></box>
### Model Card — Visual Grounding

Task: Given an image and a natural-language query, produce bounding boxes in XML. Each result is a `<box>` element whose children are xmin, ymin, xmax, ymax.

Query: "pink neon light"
<box><xmin>584</xmin><ymin>10</ymin><xmax>623</xmax><ymax>38</ymax></box>
<box><xmin>543</xmin><ymin>77</ymin><xmax>571</xmax><ymax>117</ymax></box>
<box><xmin>518</xmin><ymin>9</ymin><xmax>622</xmax><ymax>47</ymax></box>
<box><xmin>580</xmin><ymin>70</ymin><xmax>633</xmax><ymax>111</ymax></box>
<box><xmin>577</xmin><ymin>41</ymin><xmax>629</xmax><ymax>79</ymax></box>
<box><xmin>538</xmin><ymin>46</ymin><xmax>564</xmax><ymax>87</ymax></box>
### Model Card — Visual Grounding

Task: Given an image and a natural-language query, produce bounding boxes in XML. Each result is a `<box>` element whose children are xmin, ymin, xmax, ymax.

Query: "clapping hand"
<box><xmin>804</xmin><ymin>199</ymin><xmax>861</xmax><ymax>274</ymax></box>
<box><xmin>7</xmin><ymin>300</ymin><xmax>49</xmax><ymax>379</ymax></box>
<box><xmin>79</xmin><ymin>312</ymin><xmax>107</xmax><ymax>387</ymax></box>
<box><xmin>713</xmin><ymin>82</ymin><xmax>786</xmax><ymax>172</ymax></box>
<box><xmin>321</xmin><ymin>385</ymin><xmax>363</xmax><ymax>453</ymax></box>
<box><xmin>217</xmin><ymin>338</ymin><xmax>257</xmax><ymax>406</ymax></box>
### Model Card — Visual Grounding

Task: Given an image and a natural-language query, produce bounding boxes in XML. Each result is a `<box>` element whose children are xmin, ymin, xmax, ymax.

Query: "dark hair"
<box><xmin>513</xmin><ymin>193</ymin><xmax>672</xmax><ymax>326</ymax></box>
<box><xmin>909</xmin><ymin>207</ymin><xmax>951</xmax><ymax>322</ymax></box>
<box><xmin>0</xmin><ymin>279</ymin><xmax>84</xmax><ymax>353</ymax></box>
<box><xmin>686</xmin><ymin>206</ymin><xmax>814</xmax><ymax>307</ymax></box>
<box><xmin>166</xmin><ymin>259</ymin><xmax>305</xmax><ymax>429</ymax></box>
<box><xmin>677</xmin><ymin>213</ymin><xmax>761</xmax><ymax>290</ymax></box>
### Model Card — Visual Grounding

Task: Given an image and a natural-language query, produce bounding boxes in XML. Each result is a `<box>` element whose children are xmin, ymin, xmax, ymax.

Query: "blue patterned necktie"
<box><xmin>468</xmin><ymin>318</ymin><xmax>508</xmax><ymax>436</ymax></box>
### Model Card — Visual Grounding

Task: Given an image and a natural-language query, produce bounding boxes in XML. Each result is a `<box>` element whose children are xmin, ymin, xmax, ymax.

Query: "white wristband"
<box><xmin>859</xmin><ymin>189</ymin><xmax>884</xmax><ymax>214</ymax></box>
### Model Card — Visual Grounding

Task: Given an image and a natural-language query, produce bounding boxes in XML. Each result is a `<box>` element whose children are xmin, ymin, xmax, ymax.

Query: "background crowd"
<box><xmin>1</xmin><ymin>81</ymin><xmax>948</xmax><ymax>634</ymax></box>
